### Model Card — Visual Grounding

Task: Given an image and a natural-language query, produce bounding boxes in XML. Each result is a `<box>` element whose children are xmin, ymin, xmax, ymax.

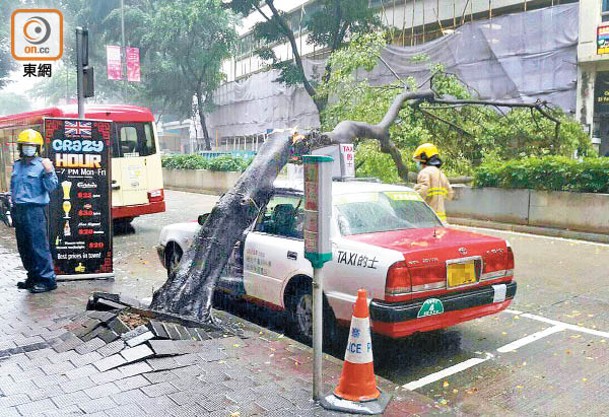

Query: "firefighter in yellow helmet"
<box><xmin>412</xmin><ymin>143</ymin><xmax>453</xmax><ymax>222</ymax></box>
<box><xmin>10</xmin><ymin>129</ymin><xmax>59</xmax><ymax>293</ymax></box>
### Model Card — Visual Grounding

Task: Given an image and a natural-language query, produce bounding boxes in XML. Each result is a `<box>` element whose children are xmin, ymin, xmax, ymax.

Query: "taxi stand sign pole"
<box><xmin>303</xmin><ymin>155</ymin><xmax>333</xmax><ymax>401</ymax></box>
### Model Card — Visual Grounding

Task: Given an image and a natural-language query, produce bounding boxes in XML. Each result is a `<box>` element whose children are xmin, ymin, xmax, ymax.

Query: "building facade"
<box><xmin>577</xmin><ymin>0</ymin><xmax>609</xmax><ymax>155</ymax></box>
<box><xmin>223</xmin><ymin>0</ymin><xmax>575</xmax><ymax>82</ymax></box>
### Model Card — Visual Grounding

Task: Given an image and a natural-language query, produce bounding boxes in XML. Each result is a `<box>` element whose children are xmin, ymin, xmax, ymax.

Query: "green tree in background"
<box><xmin>0</xmin><ymin>0</ymin><xmax>21</xmax><ymax>89</ymax></box>
<box><xmin>31</xmin><ymin>0</ymin><xmax>236</xmax><ymax>145</ymax></box>
<box><xmin>320</xmin><ymin>33</ymin><xmax>594</xmax><ymax>181</ymax></box>
<box><xmin>29</xmin><ymin>63</ymin><xmax>77</xmax><ymax>106</ymax></box>
<box><xmin>0</xmin><ymin>92</ymin><xmax>32</xmax><ymax>116</ymax></box>
<box><xmin>225</xmin><ymin>0</ymin><xmax>379</xmax><ymax>113</ymax></box>
<box><xmin>142</xmin><ymin>0</ymin><xmax>236</xmax><ymax>150</ymax></box>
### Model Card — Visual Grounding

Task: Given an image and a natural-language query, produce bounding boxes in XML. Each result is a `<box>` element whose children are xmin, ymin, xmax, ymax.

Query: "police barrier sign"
<box><xmin>45</xmin><ymin>118</ymin><xmax>113</xmax><ymax>279</ymax></box>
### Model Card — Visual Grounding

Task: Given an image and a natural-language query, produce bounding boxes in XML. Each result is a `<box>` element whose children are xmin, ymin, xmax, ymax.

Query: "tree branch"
<box><xmin>433</xmin><ymin>97</ymin><xmax>561</xmax><ymax>140</ymax></box>
<box><xmin>322</xmin><ymin>90</ymin><xmax>435</xmax><ymax>181</ymax></box>
<box><xmin>264</xmin><ymin>0</ymin><xmax>319</xmax><ymax>108</ymax></box>
<box><xmin>253</xmin><ymin>2</ymin><xmax>272</xmax><ymax>22</ymax></box>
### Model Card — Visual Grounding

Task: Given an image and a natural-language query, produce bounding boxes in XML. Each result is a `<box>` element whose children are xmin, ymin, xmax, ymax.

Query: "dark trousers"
<box><xmin>12</xmin><ymin>204</ymin><xmax>56</xmax><ymax>285</ymax></box>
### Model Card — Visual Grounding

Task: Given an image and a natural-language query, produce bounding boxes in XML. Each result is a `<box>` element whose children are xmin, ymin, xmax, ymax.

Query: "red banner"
<box><xmin>106</xmin><ymin>45</ymin><xmax>122</xmax><ymax>80</ymax></box>
<box><xmin>126</xmin><ymin>47</ymin><xmax>141</xmax><ymax>82</ymax></box>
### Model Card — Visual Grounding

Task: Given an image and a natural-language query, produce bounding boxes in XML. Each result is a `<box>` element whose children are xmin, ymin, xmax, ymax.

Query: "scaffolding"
<box><xmin>374</xmin><ymin>0</ymin><xmax>572</xmax><ymax>47</ymax></box>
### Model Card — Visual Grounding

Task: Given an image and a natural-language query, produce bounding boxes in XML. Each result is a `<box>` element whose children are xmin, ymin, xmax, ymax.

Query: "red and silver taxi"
<box><xmin>157</xmin><ymin>181</ymin><xmax>516</xmax><ymax>342</ymax></box>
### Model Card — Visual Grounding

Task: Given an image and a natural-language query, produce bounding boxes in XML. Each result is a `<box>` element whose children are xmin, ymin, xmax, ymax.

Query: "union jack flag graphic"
<box><xmin>64</xmin><ymin>121</ymin><xmax>92</xmax><ymax>137</ymax></box>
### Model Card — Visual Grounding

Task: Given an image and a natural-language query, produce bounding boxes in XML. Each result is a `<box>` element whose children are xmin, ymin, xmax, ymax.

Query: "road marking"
<box><xmin>496</xmin><ymin>325</ymin><xmax>565</xmax><ymax>353</ymax></box>
<box><xmin>520</xmin><ymin>313</ymin><xmax>609</xmax><ymax>339</ymax></box>
<box><xmin>402</xmin><ymin>353</ymin><xmax>494</xmax><ymax>391</ymax></box>
<box><xmin>404</xmin><ymin>311</ymin><xmax>609</xmax><ymax>391</ymax></box>
<box><xmin>404</xmin><ymin>326</ymin><xmax>565</xmax><ymax>390</ymax></box>
<box><xmin>504</xmin><ymin>310</ymin><xmax>609</xmax><ymax>339</ymax></box>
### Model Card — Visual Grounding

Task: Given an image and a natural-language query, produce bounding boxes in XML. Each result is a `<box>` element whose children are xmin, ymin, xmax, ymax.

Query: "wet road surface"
<box><xmin>2</xmin><ymin>189</ymin><xmax>608</xmax><ymax>415</ymax></box>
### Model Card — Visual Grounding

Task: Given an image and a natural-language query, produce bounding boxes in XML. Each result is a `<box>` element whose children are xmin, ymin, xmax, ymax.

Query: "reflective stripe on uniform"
<box><xmin>436</xmin><ymin>211</ymin><xmax>447</xmax><ymax>221</ymax></box>
<box><xmin>427</xmin><ymin>187</ymin><xmax>448</xmax><ymax>197</ymax></box>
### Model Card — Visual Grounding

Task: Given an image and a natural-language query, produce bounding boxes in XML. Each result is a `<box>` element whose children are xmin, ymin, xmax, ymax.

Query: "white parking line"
<box><xmin>403</xmin><ymin>311</ymin><xmax>609</xmax><ymax>391</ymax></box>
<box><xmin>506</xmin><ymin>309</ymin><xmax>609</xmax><ymax>339</ymax></box>
<box><xmin>520</xmin><ymin>313</ymin><xmax>609</xmax><ymax>339</ymax></box>
<box><xmin>496</xmin><ymin>325</ymin><xmax>565</xmax><ymax>353</ymax></box>
<box><xmin>402</xmin><ymin>353</ymin><xmax>494</xmax><ymax>391</ymax></box>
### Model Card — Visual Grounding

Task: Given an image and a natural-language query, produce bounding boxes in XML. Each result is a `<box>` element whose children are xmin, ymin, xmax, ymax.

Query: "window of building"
<box><xmin>603</xmin><ymin>0</ymin><xmax>609</xmax><ymax>21</ymax></box>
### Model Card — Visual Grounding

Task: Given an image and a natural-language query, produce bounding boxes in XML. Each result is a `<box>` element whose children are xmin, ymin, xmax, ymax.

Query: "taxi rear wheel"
<box><xmin>292</xmin><ymin>287</ymin><xmax>313</xmax><ymax>343</ymax></box>
<box><xmin>287</xmin><ymin>282</ymin><xmax>344</xmax><ymax>355</ymax></box>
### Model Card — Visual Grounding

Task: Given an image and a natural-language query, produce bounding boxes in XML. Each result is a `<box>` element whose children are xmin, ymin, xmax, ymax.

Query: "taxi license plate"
<box><xmin>447</xmin><ymin>261</ymin><xmax>477</xmax><ymax>288</ymax></box>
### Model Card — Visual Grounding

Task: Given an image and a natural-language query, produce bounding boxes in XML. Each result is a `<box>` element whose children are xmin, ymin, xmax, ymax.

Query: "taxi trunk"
<box><xmin>346</xmin><ymin>227</ymin><xmax>516</xmax><ymax>337</ymax></box>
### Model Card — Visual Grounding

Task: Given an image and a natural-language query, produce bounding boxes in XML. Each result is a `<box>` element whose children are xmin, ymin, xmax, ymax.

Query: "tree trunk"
<box><xmin>151</xmin><ymin>89</ymin><xmax>434</xmax><ymax>322</ymax></box>
<box><xmin>150</xmin><ymin>131</ymin><xmax>292</xmax><ymax>320</ymax></box>
<box><xmin>195</xmin><ymin>90</ymin><xmax>212</xmax><ymax>151</ymax></box>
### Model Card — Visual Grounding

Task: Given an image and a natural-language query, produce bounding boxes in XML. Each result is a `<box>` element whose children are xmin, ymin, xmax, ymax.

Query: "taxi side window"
<box><xmin>256</xmin><ymin>194</ymin><xmax>304</xmax><ymax>239</ymax></box>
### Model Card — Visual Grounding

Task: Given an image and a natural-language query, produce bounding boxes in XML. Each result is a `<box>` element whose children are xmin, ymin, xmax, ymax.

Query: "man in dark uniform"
<box><xmin>10</xmin><ymin>129</ymin><xmax>59</xmax><ymax>293</ymax></box>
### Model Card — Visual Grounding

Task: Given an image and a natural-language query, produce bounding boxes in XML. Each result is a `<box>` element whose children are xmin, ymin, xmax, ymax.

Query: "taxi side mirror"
<box><xmin>198</xmin><ymin>213</ymin><xmax>210</xmax><ymax>226</ymax></box>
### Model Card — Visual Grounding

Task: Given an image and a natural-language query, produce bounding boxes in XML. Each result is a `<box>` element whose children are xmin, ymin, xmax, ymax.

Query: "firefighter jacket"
<box><xmin>414</xmin><ymin>165</ymin><xmax>454</xmax><ymax>222</ymax></box>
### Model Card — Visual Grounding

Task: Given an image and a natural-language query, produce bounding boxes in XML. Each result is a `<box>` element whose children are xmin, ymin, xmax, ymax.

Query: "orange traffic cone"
<box><xmin>321</xmin><ymin>288</ymin><xmax>391</xmax><ymax>415</ymax></box>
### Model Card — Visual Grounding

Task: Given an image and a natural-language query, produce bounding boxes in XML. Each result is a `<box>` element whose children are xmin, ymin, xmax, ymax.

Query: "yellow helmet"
<box><xmin>17</xmin><ymin>129</ymin><xmax>44</xmax><ymax>147</ymax></box>
<box><xmin>413</xmin><ymin>143</ymin><xmax>439</xmax><ymax>161</ymax></box>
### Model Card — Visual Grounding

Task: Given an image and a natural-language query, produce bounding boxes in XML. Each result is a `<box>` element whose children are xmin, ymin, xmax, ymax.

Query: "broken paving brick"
<box><xmin>163</xmin><ymin>324</ymin><xmax>182</xmax><ymax>341</ymax></box>
<box><xmin>98</xmin><ymin>329</ymin><xmax>120</xmax><ymax>344</ymax></box>
<box><xmin>81</xmin><ymin>326</ymin><xmax>107</xmax><ymax>342</ymax></box>
<box><xmin>121</xmin><ymin>325</ymin><xmax>149</xmax><ymax>342</ymax></box>
<box><xmin>176</xmin><ymin>326</ymin><xmax>193</xmax><ymax>340</ymax></box>
<box><xmin>187</xmin><ymin>328</ymin><xmax>201</xmax><ymax>341</ymax></box>
<box><xmin>126</xmin><ymin>331</ymin><xmax>155</xmax><ymax>348</ymax></box>
<box><xmin>147</xmin><ymin>340</ymin><xmax>206</xmax><ymax>356</ymax></box>
<box><xmin>117</xmin><ymin>295</ymin><xmax>143</xmax><ymax>308</ymax></box>
<box><xmin>85</xmin><ymin>311</ymin><xmax>117</xmax><ymax>323</ymax></box>
<box><xmin>92</xmin><ymin>292</ymin><xmax>121</xmax><ymax>303</ymax></box>
<box><xmin>107</xmin><ymin>318</ymin><xmax>130</xmax><ymax>335</ymax></box>
<box><xmin>148</xmin><ymin>321</ymin><xmax>169</xmax><ymax>339</ymax></box>
<box><xmin>96</xmin><ymin>298</ymin><xmax>126</xmax><ymax>311</ymax></box>
<box><xmin>93</xmin><ymin>353</ymin><xmax>128</xmax><ymax>372</ymax></box>
<box><xmin>120</xmin><ymin>344</ymin><xmax>154</xmax><ymax>363</ymax></box>
<box><xmin>194</xmin><ymin>328</ymin><xmax>211</xmax><ymax>341</ymax></box>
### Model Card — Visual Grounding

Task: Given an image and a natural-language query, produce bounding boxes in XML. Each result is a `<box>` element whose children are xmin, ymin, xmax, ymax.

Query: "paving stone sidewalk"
<box><xmin>0</xmin><ymin>245</ymin><xmax>448</xmax><ymax>416</ymax></box>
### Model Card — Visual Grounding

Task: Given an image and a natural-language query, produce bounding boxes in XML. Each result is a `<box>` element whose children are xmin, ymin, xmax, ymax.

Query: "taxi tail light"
<box><xmin>148</xmin><ymin>189</ymin><xmax>164</xmax><ymax>202</ymax></box>
<box><xmin>385</xmin><ymin>261</ymin><xmax>411</xmax><ymax>302</ymax></box>
<box><xmin>506</xmin><ymin>246</ymin><xmax>515</xmax><ymax>271</ymax></box>
<box><xmin>410</xmin><ymin>264</ymin><xmax>446</xmax><ymax>288</ymax></box>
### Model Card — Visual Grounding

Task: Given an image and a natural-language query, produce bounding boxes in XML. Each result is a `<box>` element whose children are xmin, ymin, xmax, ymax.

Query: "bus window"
<box><xmin>115</xmin><ymin>122</ymin><xmax>156</xmax><ymax>157</ymax></box>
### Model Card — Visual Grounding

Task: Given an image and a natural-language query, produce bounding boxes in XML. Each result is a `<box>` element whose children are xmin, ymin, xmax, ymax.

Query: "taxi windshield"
<box><xmin>335</xmin><ymin>191</ymin><xmax>443</xmax><ymax>235</ymax></box>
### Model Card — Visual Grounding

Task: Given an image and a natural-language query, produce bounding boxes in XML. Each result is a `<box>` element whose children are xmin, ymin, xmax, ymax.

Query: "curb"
<box><xmin>448</xmin><ymin>217</ymin><xmax>609</xmax><ymax>244</ymax></box>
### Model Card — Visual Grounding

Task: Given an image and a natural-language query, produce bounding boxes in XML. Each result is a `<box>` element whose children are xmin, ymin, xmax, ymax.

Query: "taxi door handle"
<box><xmin>112</xmin><ymin>181</ymin><xmax>120</xmax><ymax>190</ymax></box>
<box><xmin>287</xmin><ymin>251</ymin><xmax>298</xmax><ymax>261</ymax></box>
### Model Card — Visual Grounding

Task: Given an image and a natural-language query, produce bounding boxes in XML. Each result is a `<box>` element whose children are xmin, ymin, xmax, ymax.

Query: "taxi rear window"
<box><xmin>335</xmin><ymin>191</ymin><xmax>442</xmax><ymax>235</ymax></box>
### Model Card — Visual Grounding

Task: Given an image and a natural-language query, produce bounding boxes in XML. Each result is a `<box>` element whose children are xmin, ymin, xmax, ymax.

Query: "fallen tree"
<box><xmin>149</xmin><ymin>88</ymin><xmax>562</xmax><ymax>323</ymax></box>
<box><xmin>149</xmin><ymin>89</ymin><xmax>435</xmax><ymax>321</ymax></box>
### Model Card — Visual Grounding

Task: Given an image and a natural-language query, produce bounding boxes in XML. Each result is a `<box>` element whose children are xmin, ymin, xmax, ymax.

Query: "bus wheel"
<box><xmin>113</xmin><ymin>218</ymin><xmax>135</xmax><ymax>234</ymax></box>
<box><xmin>165</xmin><ymin>243</ymin><xmax>183</xmax><ymax>277</ymax></box>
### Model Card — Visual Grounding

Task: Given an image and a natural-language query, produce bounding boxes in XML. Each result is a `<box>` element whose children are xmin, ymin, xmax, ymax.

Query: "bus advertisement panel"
<box><xmin>45</xmin><ymin>118</ymin><xmax>113</xmax><ymax>279</ymax></box>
